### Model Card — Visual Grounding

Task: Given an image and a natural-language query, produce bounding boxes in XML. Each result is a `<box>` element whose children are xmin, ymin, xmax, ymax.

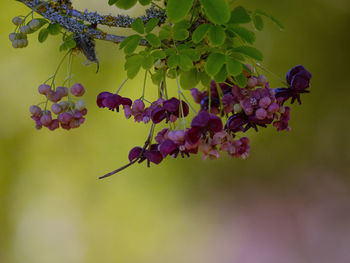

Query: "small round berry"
<box><xmin>257</xmin><ymin>75</ymin><xmax>267</xmax><ymax>86</ymax></box>
<box><xmin>56</xmin><ymin>87</ymin><xmax>68</xmax><ymax>97</ymax></box>
<box><xmin>51</xmin><ymin>103</ymin><xmax>63</xmax><ymax>115</ymax></box>
<box><xmin>247</xmin><ymin>77</ymin><xmax>258</xmax><ymax>89</ymax></box>
<box><xmin>12</xmin><ymin>40</ymin><xmax>20</xmax><ymax>48</ymax></box>
<box><xmin>38</xmin><ymin>84</ymin><xmax>51</xmax><ymax>95</ymax></box>
<box><xmin>29</xmin><ymin>105</ymin><xmax>42</xmax><ymax>117</ymax></box>
<box><xmin>19</xmin><ymin>25</ymin><xmax>31</xmax><ymax>34</ymax></box>
<box><xmin>75</xmin><ymin>100</ymin><xmax>86</xmax><ymax>111</ymax></box>
<box><xmin>58</xmin><ymin>112</ymin><xmax>73</xmax><ymax>124</ymax></box>
<box><xmin>259</xmin><ymin>96</ymin><xmax>272</xmax><ymax>109</ymax></box>
<box><xmin>9</xmin><ymin>33</ymin><xmax>16</xmax><ymax>42</ymax></box>
<box><xmin>256</xmin><ymin>108</ymin><xmax>267</xmax><ymax>120</ymax></box>
<box><xmin>28</xmin><ymin>19</ymin><xmax>40</xmax><ymax>30</ymax></box>
<box><xmin>70</xmin><ymin>83</ymin><xmax>85</xmax><ymax>97</ymax></box>
<box><xmin>40</xmin><ymin>112</ymin><xmax>52</xmax><ymax>126</ymax></box>
<box><xmin>18</xmin><ymin>39</ymin><xmax>28</xmax><ymax>48</ymax></box>
<box><xmin>233</xmin><ymin>104</ymin><xmax>243</xmax><ymax>113</ymax></box>
<box><xmin>58</xmin><ymin>101</ymin><xmax>69</xmax><ymax>111</ymax></box>
<box><xmin>81</xmin><ymin>108</ymin><xmax>88</xmax><ymax>116</ymax></box>
<box><xmin>69</xmin><ymin>119</ymin><xmax>80</xmax><ymax>129</ymax></box>
<box><xmin>48</xmin><ymin>119</ymin><xmax>60</xmax><ymax>131</ymax></box>
<box><xmin>12</xmin><ymin>17</ymin><xmax>24</xmax><ymax>26</ymax></box>
<box><xmin>48</xmin><ymin>91</ymin><xmax>62</xmax><ymax>103</ymax></box>
<box><xmin>267</xmin><ymin>102</ymin><xmax>279</xmax><ymax>114</ymax></box>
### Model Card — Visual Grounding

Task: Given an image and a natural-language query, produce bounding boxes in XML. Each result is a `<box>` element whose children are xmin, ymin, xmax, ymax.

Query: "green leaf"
<box><xmin>47</xmin><ymin>23</ymin><xmax>61</xmax><ymax>35</ymax></box>
<box><xmin>180</xmin><ymin>68</ymin><xmax>199</xmax><ymax>89</ymax></box>
<box><xmin>208</xmin><ymin>25</ymin><xmax>226</xmax><ymax>46</ymax></box>
<box><xmin>192</xmin><ymin>23</ymin><xmax>212</xmax><ymax>43</ymax></box>
<box><xmin>138</xmin><ymin>0</ymin><xmax>152</xmax><ymax>5</ymax></box>
<box><xmin>152</xmin><ymin>68</ymin><xmax>165</xmax><ymax>85</ymax></box>
<box><xmin>225</xmin><ymin>57</ymin><xmax>243</xmax><ymax>76</ymax></box>
<box><xmin>200</xmin><ymin>0</ymin><xmax>230</xmax><ymax>25</ymax></box>
<box><xmin>108</xmin><ymin>0</ymin><xmax>118</xmax><ymax>5</ymax></box>
<box><xmin>142</xmin><ymin>55</ymin><xmax>154</xmax><ymax>70</ymax></box>
<box><xmin>214</xmin><ymin>65</ymin><xmax>227</xmax><ymax>82</ymax></box>
<box><xmin>205</xmin><ymin>53</ymin><xmax>226</xmax><ymax>76</ymax></box>
<box><xmin>38</xmin><ymin>28</ymin><xmax>49</xmax><ymax>43</ymax></box>
<box><xmin>179</xmin><ymin>48</ymin><xmax>201</xmax><ymax>62</ymax></box>
<box><xmin>145</xmin><ymin>33</ymin><xmax>161</xmax><ymax>47</ymax></box>
<box><xmin>159</xmin><ymin>25</ymin><xmax>172</xmax><ymax>40</ymax></box>
<box><xmin>167</xmin><ymin>0</ymin><xmax>194</xmax><ymax>23</ymax></box>
<box><xmin>151</xmin><ymin>50</ymin><xmax>166</xmax><ymax>60</ymax></box>
<box><xmin>227</xmin><ymin>25</ymin><xmax>256</xmax><ymax>44</ymax></box>
<box><xmin>125</xmin><ymin>55</ymin><xmax>143</xmax><ymax>79</ymax></box>
<box><xmin>255</xmin><ymin>9</ymin><xmax>284</xmax><ymax>30</ymax></box>
<box><xmin>131</xmin><ymin>18</ymin><xmax>144</xmax><ymax>34</ymax></box>
<box><xmin>231</xmin><ymin>46</ymin><xmax>263</xmax><ymax>61</ymax></box>
<box><xmin>115</xmin><ymin>0</ymin><xmax>137</xmax><ymax>9</ymax></box>
<box><xmin>198</xmin><ymin>71</ymin><xmax>211</xmax><ymax>86</ymax></box>
<box><xmin>253</xmin><ymin>15</ymin><xmax>264</xmax><ymax>31</ymax></box>
<box><xmin>123</xmin><ymin>35</ymin><xmax>142</xmax><ymax>54</ymax></box>
<box><xmin>235</xmin><ymin>73</ymin><xmax>247</xmax><ymax>88</ymax></box>
<box><xmin>168</xmin><ymin>54</ymin><xmax>181</xmax><ymax>69</ymax></box>
<box><xmin>228</xmin><ymin>6</ymin><xmax>251</xmax><ymax>24</ymax></box>
<box><xmin>173</xmin><ymin>28</ymin><xmax>189</xmax><ymax>41</ymax></box>
<box><xmin>179</xmin><ymin>54</ymin><xmax>194</xmax><ymax>71</ymax></box>
<box><xmin>145</xmin><ymin>18</ymin><xmax>159</xmax><ymax>33</ymax></box>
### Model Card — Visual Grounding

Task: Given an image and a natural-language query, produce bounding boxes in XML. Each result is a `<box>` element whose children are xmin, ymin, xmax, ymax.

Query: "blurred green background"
<box><xmin>1</xmin><ymin>0</ymin><xmax>350</xmax><ymax>262</ymax></box>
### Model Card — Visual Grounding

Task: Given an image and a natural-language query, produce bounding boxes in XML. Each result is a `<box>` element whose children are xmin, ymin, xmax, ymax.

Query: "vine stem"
<box><xmin>116</xmin><ymin>78</ymin><xmax>128</xmax><ymax>94</ymax></box>
<box><xmin>99</xmin><ymin>123</ymin><xmax>155</xmax><ymax>179</ymax></box>
<box><xmin>175</xmin><ymin>73</ymin><xmax>186</xmax><ymax>130</ymax></box>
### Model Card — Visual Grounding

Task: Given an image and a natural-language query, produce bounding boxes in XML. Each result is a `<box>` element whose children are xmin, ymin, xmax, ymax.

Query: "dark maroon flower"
<box><xmin>129</xmin><ymin>147</ymin><xmax>143</xmax><ymax>162</ymax></box>
<box><xmin>151</xmin><ymin>106</ymin><xmax>167</xmax><ymax>124</ymax></box>
<box><xmin>191</xmin><ymin>111</ymin><xmax>223</xmax><ymax>135</ymax></box>
<box><xmin>151</xmin><ymin>98</ymin><xmax>189</xmax><ymax>124</ymax></box>
<box><xmin>144</xmin><ymin>144</ymin><xmax>163</xmax><ymax>165</ymax></box>
<box><xmin>226</xmin><ymin>114</ymin><xmax>247</xmax><ymax>133</ymax></box>
<box><xmin>159</xmin><ymin>139</ymin><xmax>178</xmax><ymax>157</ymax></box>
<box><xmin>97</xmin><ymin>92</ymin><xmax>113</xmax><ymax>108</ymax></box>
<box><xmin>102</xmin><ymin>94</ymin><xmax>123</xmax><ymax>111</ymax></box>
<box><xmin>185</xmin><ymin>127</ymin><xmax>201</xmax><ymax>145</ymax></box>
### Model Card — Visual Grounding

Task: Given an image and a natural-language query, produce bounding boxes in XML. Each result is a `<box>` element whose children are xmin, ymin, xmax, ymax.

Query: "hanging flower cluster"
<box><xmin>97</xmin><ymin>65</ymin><xmax>311</xmax><ymax>176</ymax></box>
<box><xmin>9</xmin><ymin>0</ymin><xmax>313</xmax><ymax>178</ymax></box>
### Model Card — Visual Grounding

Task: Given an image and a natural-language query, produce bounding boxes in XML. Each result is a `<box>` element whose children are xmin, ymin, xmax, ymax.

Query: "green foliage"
<box><xmin>59</xmin><ymin>34</ymin><xmax>76</xmax><ymax>51</ymax></box>
<box><xmin>131</xmin><ymin>18</ymin><xmax>144</xmax><ymax>34</ymax></box>
<box><xmin>200</xmin><ymin>0</ymin><xmax>231</xmax><ymax>25</ymax></box>
<box><xmin>167</xmin><ymin>0</ymin><xmax>194</xmax><ymax>23</ymax></box>
<box><xmin>208</xmin><ymin>25</ymin><xmax>226</xmax><ymax>46</ymax></box>
<box><xmin>107</xmin><ymin>0</ymin><xmax>283</xmax><ymax>91</ymax></box>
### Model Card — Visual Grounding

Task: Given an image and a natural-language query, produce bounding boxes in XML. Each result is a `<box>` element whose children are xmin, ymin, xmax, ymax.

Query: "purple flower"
<box><xmin>286</xmin><ymin>65</ymin><xmax>312</xmax><ymax>92</ymax></box>
<box><xmin>97</xmin><ymin>92</ymin><xmax>133</xmax><ymax>112</ymax></box>
<box><xmin>151</xmin><ymin>98</ymin><xmax>189</xmax><ymax>124</ymax></box>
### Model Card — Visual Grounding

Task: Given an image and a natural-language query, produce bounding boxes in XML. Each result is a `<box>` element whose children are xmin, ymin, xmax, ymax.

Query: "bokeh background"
<box><xmin>1</xmin><ymin>0</ymin><xmax>350</xmax><ymax>262</ymax></box>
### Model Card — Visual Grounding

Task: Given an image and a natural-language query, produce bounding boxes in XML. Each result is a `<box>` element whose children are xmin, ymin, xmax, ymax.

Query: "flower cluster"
<box><xmin>30</xmin><ymin>83</ymin><xmax>87</xmax><ymax>130</ymax></box>
<box><xmin>9</xmin><ymin>17</ymin><xmax>41</xmax><ymax>49</ymax></box>
<box><xmin>97</xmin><ymin>65</ymin><xmax>311</xmax><ymax>172</ymax></box>
<box><xmin>97</xmin><ymin>93</ymin><xmax>189</xmax><ymax>125</ymax></box>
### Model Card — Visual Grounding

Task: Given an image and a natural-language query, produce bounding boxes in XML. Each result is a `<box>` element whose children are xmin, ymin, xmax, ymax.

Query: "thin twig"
<box><xmin>99</xmin><ymin>123</ymin><xmax>155</xmax><ymax>179</ymax></box>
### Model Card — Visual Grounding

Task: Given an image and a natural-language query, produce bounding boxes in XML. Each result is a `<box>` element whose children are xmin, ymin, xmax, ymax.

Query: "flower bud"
<box><xmin>75</xmin><ymin>100</ymin><xmax>86</xmax><ymax>111</ymax></box>
<box><xmin>28</xmin><ymin>19</ymin><xmax>40</xmax><ymax>30</ymax></box>
<box><xmin>48</xmin><ymin>90</ymin><xmax>62</xmax><ymax>103</ymax></box>
<box><xmin>59</xmin><ymin>101</ymin><xmax>69</xmax><ymax>111</ymax></box>
<box><xmin>9</xmin><ymin>33</ymin><xmax>16</xmax><ymax>41</ymax></box>
<box><xmin>12</xmin><ymin>40</ymin><xmax>20</xmax><ymax>48</ymax></box>
<box><xmin>38</xmin><ymin>84</ymin><xmax>51</xmax><ymax>95</ymax></box>
<box><xmin>256</xmin><ymin>108</ymin><xmax>267</xmax><ymax>120</ymax></box>
<box><xmin>56</xmin><ymin>86</ymin><xmax>68</xmax><ymax>97</ymax></box>
<box><xmin>247</xmin><ymin>77</ymin><xmax>258</xmax><ymax>89</ymax></box>
<box><xmin>233</xmin><ymin>103</ymin><xmax>242</xmax><ymax>113</ymax></box>
<box><xmin>257</xmin><ymin>75</ymin><xmax>267</xmax><ymax>86</ymax></box>
<box><xmin>19</xmin><ymin>25</ymin><xmax>31</xmax><ymax>34</ymax></box>
<box><xmin>18</xmin><ymin>39</ymin><xmax>28</xmax><ymax>48</ymax></box>
<box><xmin>29</xmin><ymin>105</ymin><xmax>42</xmax><ymax>117</ymax></box>
<box><xmin>51</xmin><ymin>103</ymin><xmax>63</xmax><ymax>115</ymax></box>
<box><xmin>70</xmin><ymin>83</ymin><xmax>85</xmax><ymax>97</ymax></box>
<box><xmin>12</xmin><ymin>16</ymin><xmax>24</xmax><ymax>26</ymax></box>
<box><xmin>40</xmin><ymin>113</ymin><xmax>52</xmax><ymax>126</ymax></box>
